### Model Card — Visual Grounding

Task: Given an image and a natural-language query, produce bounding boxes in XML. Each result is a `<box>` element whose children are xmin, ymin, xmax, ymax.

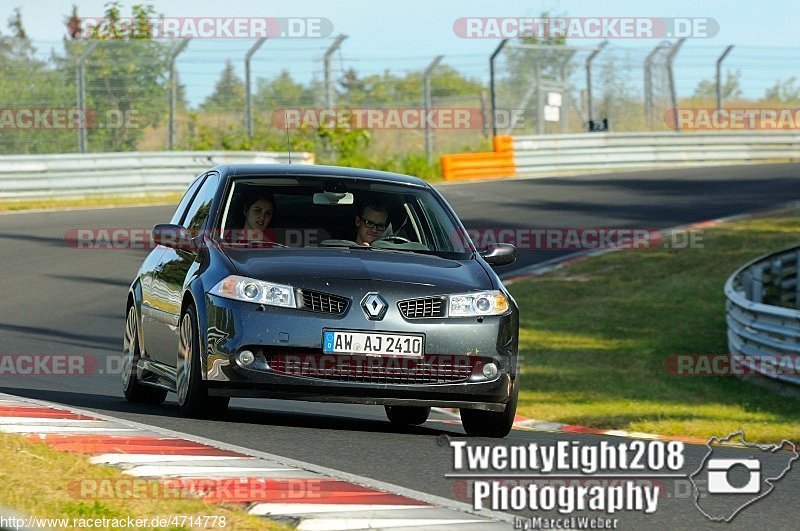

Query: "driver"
<box><xmin>354</xmin><ymin>202</ymin><xmax>389</xmax><ymax>246</ymax></box>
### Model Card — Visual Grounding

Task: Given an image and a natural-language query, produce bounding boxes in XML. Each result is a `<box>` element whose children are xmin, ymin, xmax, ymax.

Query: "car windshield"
<box><xmin>216</xmin><ymin>174</ymin><xmax>473</xmax><ymax>260</ymax></box>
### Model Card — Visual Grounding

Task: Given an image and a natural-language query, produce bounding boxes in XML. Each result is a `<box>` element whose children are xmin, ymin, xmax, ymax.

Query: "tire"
<box><xmin>122</xmin><ymin>304</ymin><xmax>167</xmax><ymax>404</ymax></box>
<box><xmin>385</xmin><ymin>405</ymin><xmax>430</xmax><ymax>426</ymax></box>
<box><xmin>460</xmin><ymin>380</ymin><xmax>518</xmax><ymax>438</ymax></box>
<box><xmin>176</xmin><ymin>305</ymin><xmax>230</xmax><ymax>418</ymax></box>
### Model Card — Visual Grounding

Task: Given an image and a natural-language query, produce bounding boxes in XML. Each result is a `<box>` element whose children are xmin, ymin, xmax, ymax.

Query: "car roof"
<box><xmin>218</xmin><ymin>164</ymin><xmax>430</xmax><ymax>188</ymax></box>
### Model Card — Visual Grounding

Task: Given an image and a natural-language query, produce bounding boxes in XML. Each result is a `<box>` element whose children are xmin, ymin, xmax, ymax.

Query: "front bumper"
<box><xmin>202</xmin><ymin>286</ymin><xmax>519</xmax><ymax>410</ymax></box>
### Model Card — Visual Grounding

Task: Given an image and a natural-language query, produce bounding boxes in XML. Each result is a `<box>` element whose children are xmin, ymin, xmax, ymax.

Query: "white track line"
<box><xmin>0</xmin><ymin>392</ymin><xmax>513</xmax><ymax>525</ymax></box>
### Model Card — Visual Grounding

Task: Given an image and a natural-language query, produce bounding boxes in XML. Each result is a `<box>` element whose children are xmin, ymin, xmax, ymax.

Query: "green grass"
<box><xmin>0</xmin><ymin>433</ymin><xmax>291</xmax><ymax>530</ymax></box>
<box><xmin>0</xmin><ymin>193</ymin><xmax>183</xmax><ymax>212</ymax></box>
<box><xmin>508</xmin><ymin>210</ymin><xmax>800</xmax><ymax>442</ymax></box>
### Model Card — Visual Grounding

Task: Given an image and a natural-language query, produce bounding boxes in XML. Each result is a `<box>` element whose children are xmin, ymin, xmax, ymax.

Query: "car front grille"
<box><xmin>398</xmin><ymin>297</ymin><xmax>446</xmax><ymax>319</ymax></box>
<box><xmin>267</xmin><ymin>352</ymin><xmax>477</xmax><ymax>384</ymax></box>
<box><xmin>300</xmin><ymin>290</ymin><xmax>349</xmax><ymax>315</ymax></box>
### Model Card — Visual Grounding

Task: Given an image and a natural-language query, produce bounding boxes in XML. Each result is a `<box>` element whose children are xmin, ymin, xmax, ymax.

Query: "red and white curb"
<box><xmin>0</xmin><ymin>393</ymin><xmax>512</xmax><ymax>530</ymax></box>
<box><xmin>431</xmin><ymin>407</ymin><xmax>722</xmax><ymax>446</ymax></box>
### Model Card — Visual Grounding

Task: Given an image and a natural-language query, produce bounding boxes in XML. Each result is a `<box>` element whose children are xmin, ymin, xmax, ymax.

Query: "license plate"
<box><xmin>323</xmin><ymin>330</ymin><xmax>424</xmax><ymax>357</ymax></box>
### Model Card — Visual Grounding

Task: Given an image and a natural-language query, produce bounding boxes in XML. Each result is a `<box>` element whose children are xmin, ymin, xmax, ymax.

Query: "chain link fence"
<box><xmin>2</xmin><ymin>37</ymin><xmax>800</xmax><ymax>157</ymax></box>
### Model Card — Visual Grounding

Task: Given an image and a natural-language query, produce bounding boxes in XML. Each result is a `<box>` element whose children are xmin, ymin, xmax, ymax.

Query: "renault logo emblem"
<box><xmin>361</xmin><ymin>293</ymin><xmax>388</xmax><ymax>320</ymax></box>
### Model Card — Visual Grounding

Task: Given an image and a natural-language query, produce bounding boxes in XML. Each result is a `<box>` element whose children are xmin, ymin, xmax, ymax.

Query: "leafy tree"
<box><xmin>764</xmin><ymin>77</ymin><xmax>800</xmax><ymax>104</ymax></box>
<box><xmin>200</xmin><ymin>60</ymin><xmax>245</xmax><ymax>113</ymax></box>
<box><xmin>0</xmin><ymin>9</ymin><xmax>74</xmax><ymax>153</ymax></box>
<box><xmin>58</xmin><ymin>2</ymin><xmax>173</xmax><ymax>152</ymax></box>
<box><xmin>254</xmin><ymin>69</ymin><xmax>315</xmax><ymax>109</ymax></box>
<box><xmin>691</xmin><ymin>70</ymin><xmax>742</xmax><ymax>101</ymax></box>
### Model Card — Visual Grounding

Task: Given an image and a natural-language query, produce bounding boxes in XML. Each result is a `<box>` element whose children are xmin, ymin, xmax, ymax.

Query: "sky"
<box><xmin>2</xmin><ymin>0</ymin><xmax>798</xmax><ymax>105</ymax></box>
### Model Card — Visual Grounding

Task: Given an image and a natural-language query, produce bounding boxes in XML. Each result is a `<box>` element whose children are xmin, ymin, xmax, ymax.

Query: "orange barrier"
<box><xmin>440</xmin><ymin>135</ymin><xmax>516</xmax><ymax>181</ymax></box>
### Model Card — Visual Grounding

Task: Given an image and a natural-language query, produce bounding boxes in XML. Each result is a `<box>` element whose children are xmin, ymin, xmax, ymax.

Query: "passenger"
<box><xmin>239</xmin><ymin>193</ymin><xmax>275</xmax><ymax>244</ymax></box>
<box><xmin>354</xmin><ymin>202</ymin><xmax>389</xmax><ymax>246</ymax></box>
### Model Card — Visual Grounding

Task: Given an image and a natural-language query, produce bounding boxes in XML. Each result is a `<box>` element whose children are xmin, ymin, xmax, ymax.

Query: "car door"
<box><xmin>147</xmin><ymin>172</ymin><xmax>220</xmax><ymax>365</ymax></box>
<box><xmin>141</xmin><ymin>173</ymin><xmax>206</xmax><ymax>360</ymax></box>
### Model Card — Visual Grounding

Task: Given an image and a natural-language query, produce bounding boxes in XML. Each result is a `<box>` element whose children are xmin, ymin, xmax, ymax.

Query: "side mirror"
<box><xmin>152</xmin><ymin>224</ymin><xmax>193</xmax><ymax>251</ymax></box>
<box><xmin>480</xmin><ymin>243</ymin><xmax>517</xmax><ymax>267</ymax></box>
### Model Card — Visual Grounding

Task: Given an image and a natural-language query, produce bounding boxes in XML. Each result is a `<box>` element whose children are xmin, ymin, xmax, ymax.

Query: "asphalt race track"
<box><xmin>2</xmin><ymin>163</ymin><xmax>800</xmax><ymax>529</ymax></box>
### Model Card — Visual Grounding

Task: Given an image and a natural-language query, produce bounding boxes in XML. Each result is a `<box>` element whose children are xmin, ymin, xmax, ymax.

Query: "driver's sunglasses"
<box><xmin>358</xmin><ymin>215</ymin><xmax>387</xmax><ymax>232</ymax></box>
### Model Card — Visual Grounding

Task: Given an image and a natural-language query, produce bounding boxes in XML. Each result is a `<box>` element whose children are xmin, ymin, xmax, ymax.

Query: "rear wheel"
<box><xmin>176</xmin><ymin>305</ymin><xmax>229</xmax><ymax>418</ymax></box>
<box><xmin>122</xmin><ymin>304</ymin><xmax>167</xmax><ymax>404</ymax></box>
<box><xmin>460</xmin><ymin>381</ymin><xmax>518</xmax><ymax>438</ymax></box>
<box><xmin>384</xmin><ymin>405</ymin><xmax>430</xmax><ymax>426</ymax></box>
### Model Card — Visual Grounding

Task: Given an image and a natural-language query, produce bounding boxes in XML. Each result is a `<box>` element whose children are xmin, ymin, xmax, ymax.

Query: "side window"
<box><xmin>181</xmin><ymin>172</ymin><xmax>220</xmax><ymax>233</ymax></box>
<box><xmin>169</xmin><ymin>173</ymin><xmax>207</xmax><ymax>225</ymax></box>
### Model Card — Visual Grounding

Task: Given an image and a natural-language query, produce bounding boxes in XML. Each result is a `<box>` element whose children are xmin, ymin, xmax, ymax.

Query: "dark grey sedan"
<box><xmin>123</xmin><ymin>164</ymin><xmax>520</xmax><ymax>437</ymax></box>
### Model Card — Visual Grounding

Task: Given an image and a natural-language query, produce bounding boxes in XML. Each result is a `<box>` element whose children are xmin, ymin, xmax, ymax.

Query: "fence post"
<box><xmin>245</xmin><ymin>38</ymin><xmax>267</xmax><ymax>139</ymax></box>
<box><xmin>168</xmin><ymin>39</ymin><xmax>190</xmax><ymax>150</ymax></box>
<box><xmin>75</xmin><ymin>41</ymin><xmax>98</xmax><ymax>153</ymax></box>
<box><xmin>324</xmin><ymin>34</ymin><xmax>348</xmax><ymax>110</ymax></box>
<box><xmin>423</xmin><ymin>55</ymin><xmax>444</xmax><ymax>163</ymax></box>
<box><xmin>666</xmin><ymin>38</ymin><xmax>686</xmax><ymax>132</ymax></box>
<box><xmin>716</xmin><ymin>45</ymin><xmax>735</xmax><ymax>113</ymax></box>
<box><xmin>585</xmin><ymin>40</ymin><xmax>609</xmax><ymax>126</ymax></box>
<box><xmin>643</xmin><ymin>41</ymin><xmax>666</xmax><ymax>130</ymax></box>
<box><xmin>489</xmin><ymin>39</ymin><xmax>509</xmax><ymax>137</ymax></box>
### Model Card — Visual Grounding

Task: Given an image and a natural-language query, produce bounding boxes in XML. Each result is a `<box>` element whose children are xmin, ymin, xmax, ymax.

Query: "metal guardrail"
<box><xmin>725</xmin><ymin>245</ymin><xmax>800</xmax><ymax>386</ymax></box>
<box><xmin>513</xmin><ymin>132</ymin><xmax>800</xmax><ymax>175</ymax></box>
<box><xmin>0</xmin><ymin>151</ymin><xmax>313</xmax><ymax>199</ymax></box>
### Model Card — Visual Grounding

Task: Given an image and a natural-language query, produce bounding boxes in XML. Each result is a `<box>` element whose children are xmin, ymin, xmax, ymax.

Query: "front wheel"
<box><xmin>176</xmin><ymin>305</ymin><xmax>229</xmax><ymax>418</ymax></box>
<box><xmin>460</xmin><ymin>381</ymin><xmax>518</xmax><ymax>438</ymax></box>
<box><xmin>122</xmin><ymin>304</ymin><xmax>167</xmax><ymax>404</ymax></box>
<box><xmin>385</xmin><ymin>405</ymin><xmax>430</xmax><ymax>425</ymax></box>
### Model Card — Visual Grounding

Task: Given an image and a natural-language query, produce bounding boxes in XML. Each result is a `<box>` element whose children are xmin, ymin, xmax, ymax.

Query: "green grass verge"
<box><xmin>0</xmin><ymin>193</ymin><xmax>184</xmax><ymax>213</ymax></box>
<box><xmin>509</xmin><ymin>209</ymin><xmax>800</xmax><ymax>443</ymax></box>
<box><xmin>0</xmin><ymin>432</ymin><xmax>290</xmax><ymax>530</ymax></box>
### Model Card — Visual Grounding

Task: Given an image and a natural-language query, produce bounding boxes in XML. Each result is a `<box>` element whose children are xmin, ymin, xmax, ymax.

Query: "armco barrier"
<box><xmin>440</xmin><ymin>132</ymin><xmax>800</xmax><ymax>181</ymax></box>
<box><xmin>725</xmin><ymin>245</ymin><xmax>800</xmax><ymax>386</ymax></box>
<box><xmin>0</xmin><ymin>150</ymin><xmax>313</xmax><ymax>199</ymax></box>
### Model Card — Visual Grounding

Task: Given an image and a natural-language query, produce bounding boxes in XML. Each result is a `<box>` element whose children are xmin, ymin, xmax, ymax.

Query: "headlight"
<box><xmin>210</xmin><ymin>275</ymin><xmax>296</xmax><ymax>308</ymax></box>
<box><xmin>448</xmin><ymin>290</ymin><xmax>509</xmax><ymax>317</ymax></box>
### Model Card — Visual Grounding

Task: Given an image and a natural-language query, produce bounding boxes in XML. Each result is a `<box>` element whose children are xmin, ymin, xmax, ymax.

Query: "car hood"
<box><xmin>222</xmin><ymin>247</ymin><xmax>490</xmax><ymax>291</ymax></box>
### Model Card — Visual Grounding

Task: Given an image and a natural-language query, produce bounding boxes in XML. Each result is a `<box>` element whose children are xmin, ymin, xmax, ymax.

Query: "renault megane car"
<box><xmin>123</xmin><ymin>164</ymin><xmax>520</xmax><ymax>437</ymax></box>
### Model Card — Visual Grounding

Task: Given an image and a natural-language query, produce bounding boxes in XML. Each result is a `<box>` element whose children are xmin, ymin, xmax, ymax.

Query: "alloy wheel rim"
<box><xmin>176</xmin><ymin>313</ymin><xmax>192</xmax><ymax>404</ymax></box>
<box><xmin>122</xmin><ymin>306</ymin><xmax>136</xmax><ymax>387</ymax></box>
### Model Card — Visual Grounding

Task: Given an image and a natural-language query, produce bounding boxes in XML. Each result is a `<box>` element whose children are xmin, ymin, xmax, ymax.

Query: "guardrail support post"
<box><xmin>752</xmin><ymin>265</ymin><xmax>764</xmax><ymax>303</ymax></box>
<box><xmin>424</xmin><ymin>54</ymin><xmax>444</xmax><ymax>163</ymax></box>
<box><xmin>324</xmin><ymin>34</ymin><xmax>348</xmax><ymax>110</ymax></box>
<box><xmin>245</xmin><ymin>38</ymin><xmax>267</xmax><ymax>139</ymax></box>
<box><xmin>585</xmin><ymin>40</ymin><xmax>609</xmax><ymax>126</ymax></box>
<box><xmin>489</xmin><ymin>39</ymin><xmax>509</xmax><ymax>137</ymax></box>
<box><xmin>75</xmin><ymin>41</ymin><xmax>98</xmax><ymax>153</ymax></box>
<box><xmin>168</xmin><ymin>39</ymin><xmax>190</xmax><ymax>150</ymax></box>
<box><xmin>666</xmin><ymin>38</ymin><xmax>686</xmax><ymax>132</ymax></box>
<box><xmin>796</xmin><ymin>250</ymin><xmax>800</xmax><ymax>307</ymax></box>
<box><xmin>716</xmin><ymin>45</ymin><xmax>735</xmax><ymax>113</ymax></box>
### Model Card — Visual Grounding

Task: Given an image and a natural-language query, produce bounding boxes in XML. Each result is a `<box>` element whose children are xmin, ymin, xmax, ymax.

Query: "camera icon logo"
<box><xmin>706</xmin><ymin>458</ymin><xmax>761</xmax><ymax>494</ymax></box>
<box><xmin>690</xmin><ymin>431</ymin><xmax>798</xmax><ymax>522</ymax></box>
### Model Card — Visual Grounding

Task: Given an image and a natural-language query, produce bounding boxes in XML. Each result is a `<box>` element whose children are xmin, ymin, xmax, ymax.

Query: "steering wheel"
<box><xmin>373</xmin><ymin>235</ymin><xmax>412</xmax><ymax>244</ymax></box>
